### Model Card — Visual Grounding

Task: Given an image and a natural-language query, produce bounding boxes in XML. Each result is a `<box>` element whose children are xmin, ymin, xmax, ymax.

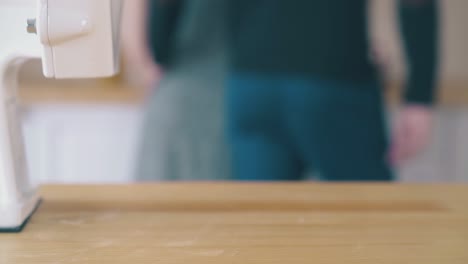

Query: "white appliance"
<box><xmin>0</xmin><ymin>0</ymin><xmax>123</xmax><ymax>232</ymax></box>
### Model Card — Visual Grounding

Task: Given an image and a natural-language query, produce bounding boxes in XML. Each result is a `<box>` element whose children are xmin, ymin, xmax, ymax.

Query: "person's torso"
<box><xmin>171</xmin><ymin>0</ymin><xmax>228</xmax><ymax>66</ymax></box>
<box><xmin>228</xmin><ymin>0</ymin><xmax>376</xmax><ymax>81</ymax></box>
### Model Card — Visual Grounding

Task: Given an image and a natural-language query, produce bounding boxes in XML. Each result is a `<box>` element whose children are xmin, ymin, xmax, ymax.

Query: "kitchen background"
<box><xmin>7</xmin><ymin>0</ymin><xmax>468</xmax><ymax>183</ymax></box>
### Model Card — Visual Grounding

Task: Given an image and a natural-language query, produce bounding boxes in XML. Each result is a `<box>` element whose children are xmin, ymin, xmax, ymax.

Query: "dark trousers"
<box><xmin>226</xmin><ymin>72</ymin><xmax>394</xmax><ymax>181</ymax></box>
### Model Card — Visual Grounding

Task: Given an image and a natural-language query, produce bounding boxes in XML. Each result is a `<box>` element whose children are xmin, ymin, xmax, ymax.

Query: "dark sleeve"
<box><xmin>398</xmin><ymin>0</ymin><xmax>439</xmax><ymax>105</ymax></box>
<box><xmin>147</xmin><ymin>0</ymin><xmax>183</xmax><ymax>66</ymax></box>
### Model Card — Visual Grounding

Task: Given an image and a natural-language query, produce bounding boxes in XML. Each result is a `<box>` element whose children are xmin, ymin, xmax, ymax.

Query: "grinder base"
<box><xmin>0</xmin><ymin>195</ymin><xmax>42</xmax><ymax>233</ymax></box>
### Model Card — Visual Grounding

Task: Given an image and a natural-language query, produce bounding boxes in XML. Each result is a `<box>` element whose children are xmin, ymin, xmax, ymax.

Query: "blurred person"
<box><xmin>226</xmin><ymin>0</ymin><xmax>439</xmax><ymax>181</ymax></box>
<box><xmin>133</xmin><ymin>0</ymin><xmax>230</xmax><ymax>180</ymax></box>
<box><xmin>121</xmin><ymin>0</ymin><xmax>162</xmax><ymax>88</ymax></box>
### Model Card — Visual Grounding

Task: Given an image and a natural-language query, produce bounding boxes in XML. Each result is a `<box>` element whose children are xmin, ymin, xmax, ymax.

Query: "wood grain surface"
<box><xmin>1</xmin><ymin>183</ymin><xmax>468</xmax><ymax>263</ymax></box>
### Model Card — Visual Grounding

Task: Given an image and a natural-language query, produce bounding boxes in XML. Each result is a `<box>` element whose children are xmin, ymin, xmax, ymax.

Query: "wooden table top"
<box><xmin>1</xmin><ymin>184</ymin><xmax>468</xmax><ymax>264</ymax></box>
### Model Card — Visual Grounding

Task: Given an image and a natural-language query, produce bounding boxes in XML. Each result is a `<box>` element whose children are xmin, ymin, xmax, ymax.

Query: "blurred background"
<box><xmin>5</xmin><ymin>0</ymin><xmax>468</xmax><ymax>183</ymax></box>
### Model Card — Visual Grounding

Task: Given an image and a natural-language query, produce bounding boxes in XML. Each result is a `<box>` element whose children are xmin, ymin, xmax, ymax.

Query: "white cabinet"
<box><xmin>22</xmin><ymin>104</ymin><xmax>143</xmax><ymax>184</ymax></box>
<box><xmin>20</xmin><ymin>104</ymin><xmax>468</xmax><ymax>183</ymax></box>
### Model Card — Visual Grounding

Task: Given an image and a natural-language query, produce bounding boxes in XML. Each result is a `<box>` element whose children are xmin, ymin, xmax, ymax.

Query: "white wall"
<box><xmin>0</xmin><ymin>2</ymin><xmax>41</xmax><ymax>57</ymax></box>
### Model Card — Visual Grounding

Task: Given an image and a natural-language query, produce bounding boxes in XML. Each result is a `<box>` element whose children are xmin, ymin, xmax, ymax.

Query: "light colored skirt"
<box><xmin>136</xmin><ymin>57</ymin><xmax>230</xmax><ymax>181</ymax></box>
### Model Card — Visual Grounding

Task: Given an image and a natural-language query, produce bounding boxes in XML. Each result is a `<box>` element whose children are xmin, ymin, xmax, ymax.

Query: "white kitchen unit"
<box><xmin>20</xmin><ymin>104</ymin><xmax>468</xmax><ymax>183</ymax></box>
<box><xmin>22</xmin><ymin>104</ymin><xmax>143</xmax><ymax>184</ymax></box>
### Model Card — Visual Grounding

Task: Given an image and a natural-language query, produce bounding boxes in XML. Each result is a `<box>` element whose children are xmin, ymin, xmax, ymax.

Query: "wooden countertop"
<box><xmin>18</xmin><ymin>80</ymin><xmax>146</xmax><ymax>105</ymax></box>
<box><xmin>16</xmin><ymin>61</ymin><xmax>147</xmax><ymax>105</ymax></box>
<box><xmin>15</xmin><ymin>61</ymin><xmax>468</xmax><ymax>106</ymax></box>
<box><xmin>18</xmin><ymin>82</ymin><xmax>468</xmax><ymax>106</ymax></box>
<box><xmin>1</xmin><ymin>183</ymin><xmax>468</xmax><ymax>263</ymax></box>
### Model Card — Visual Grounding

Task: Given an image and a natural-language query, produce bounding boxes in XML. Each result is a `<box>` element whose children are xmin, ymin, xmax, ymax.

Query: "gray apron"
<box><xmin>136</xmin><ymin>0</ymin><xmax>230</xmax><ymax>181</ymax></box>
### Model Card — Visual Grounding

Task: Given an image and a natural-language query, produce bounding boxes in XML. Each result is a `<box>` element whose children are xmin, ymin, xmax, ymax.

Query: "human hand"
<box><xmin>388</xmin><ymin>104</ymin><xmax>434</xmax><ymax>166</ymax></box>
<box><xmin>142</xmin><ymin>63</ymin><xmax>164</xmax><ymax>90</ymax></box>
<box><xmin>120</xmin><ymin>0</ymin><xmax>163</xmax><ymax>91</ymax></box>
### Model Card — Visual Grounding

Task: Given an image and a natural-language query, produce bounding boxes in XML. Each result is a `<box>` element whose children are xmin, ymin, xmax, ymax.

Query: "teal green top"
<box><xmin>147</xmin><ymin>0</ymin><xmax>183</xmax><ymax>66</ymax></box>
<box><xmin>148</xmin><ymin>0</ymin><xmax>439</xmax><ymax>104</ymax></box>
